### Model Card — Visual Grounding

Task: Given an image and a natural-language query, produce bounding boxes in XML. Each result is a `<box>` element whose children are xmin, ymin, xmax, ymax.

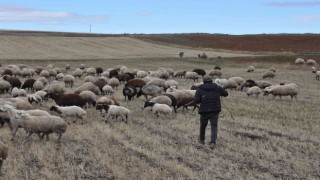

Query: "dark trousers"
<box><xmin>199</xmin><ymin>112</ymin><xmax>219</xmax><ymax>144</ymax></box>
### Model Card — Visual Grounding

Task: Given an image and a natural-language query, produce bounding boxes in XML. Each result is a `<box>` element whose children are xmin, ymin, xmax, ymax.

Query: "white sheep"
<box><xmin>165</xmin><ymin>79</ymin><xmax>179</xmax><ymax>89</ymax></box>
<box><xmin>84</xmin><ymin>75</ymin><xmax>95</xmax><ymax>83</ymax></box>
<box><xmin>185</xmin><ymin>72</ymin><xmax>199</xmax><ymax>82</ymax></box>
<box><xmin>72</xmin><ymin>69</ymin><xmax>83</xmax><ymax>78</ymax></box>
<box><xmin>50</xmin><ymin>105</ymin><xmax>87</xmax><ymax>124</ymax></box>
<box><xmin>223</xmin><ymin>79</ymin><xmax>238</xmax><ymax>90</ymax></box>
<box><xmin>56</xmin><ymin>73</ymin><xmax>64</xmax><ymax>81</ymax></box>
<box><xmin>37</xmin><ymin>77</ymin><xmax>48</xmax><ymax>86</ymax></box>
<box><xmin>262</xmin><ymin>71</ymin><xmax>276</xmax><ymax>79</ymax></box>
<box><xmin>108</xmin><ymin>78</ymin><xmax>120</xmax><ymax>90</ymax></box>
<box><xmin>264</xmin><ymin>84</ymin><xmax>298</xmax><ymax>100</ymax></box>
<box><xmin>137</xmin><ymin>71</ymin><xmax>148</xmax><ymax>78</ymax></box>
<box><xmin>0</xmin><ymin>80</ymin><xmax>11</xmax><ymax>93</ymax></box>
<box><xmin>102</xmin><ymin>85</ymin><xmax>114</xmax><ymax>95</ymax></box>
<box><xmin>40</xmin><ymin>70</ymin><xmax>50</xmax><ymax>78</ymax></box>
<box><xmin>173</xmin><ymin>70</ymin><xmax>186</xmax><ymax>78</ymax></box>
<box><xmin>246</xmin><ymin>86</ymin><xmax>263</xmax><ymax>98</ymax></box>
<box><xmin>150</xmin><ymin>103</ymin><xmax>173</xmax><ymax>117</ymax></box>
<box><xmin>208</xmin><ymin>69</ymin><xmax>222</xmax><ymax>77</ymax></box>
<box><xmin>306</xmin><ymin>59</ymin><xmax>316</xmax><ymax>66</ymax></box>
<box><xmin>35</xmin><ymin>90</ymin><xmax>47</xmax><ymax>101</ymax></box>
<box><xmin>165</xmin><ymin>87</ymin><xmax>195</xmax><ymax>102</ymax></box>
<box><xmin>269</xmin><ymin>67</ymin><xmax>277</xmax><ymax>73</ymax></box>
<box><xmin>247</xmin><ymin>66</ymin><xmax>255</xmax><ymax>72</ymax></box>
<box><xmin>74</xmin><ymin>82</ymin><xmax>101</xmax><ymax>95</ymax></box>
<box><xmin>43</xmin><ymin>82</ymin><xmax>65</xmax><ymax>94</ymax></box>
<box><xmin>63</xmin><ymin>74</ymin><xmax>75</xmax><ymax>88</ymax></box>
<box><xmin>315</xmin><ymin>71</ymin><xmax>320</xmax><ymax>80</ymax></box>
<box><xmin>96</xmin><ymin>104</ymin><xmax>130</xmax><ymax>123</ymax></box>
<box><xmin>295</xmin><ymin>58</ymin><xmax>305</xmax><ymax>65</ymax></box>
<box><xmin>79</xmin><ymin>90</ymin><xmax>97</xmax><ymax>108</ymax></box>
<box><xmin>147</xmin><ymin>79</ymin><xmax>166</xmax><ymax>90</ymax></box>
<box><xmin>27</xmin><ymin>94</ymin><xmax>42</xmax><ymax>104</ymax></box>
<box><xmin>33</xmin><ymin>80</ymin><xmax>44</xmax><ymax>91</ymax></box>
<box><xmin>85</xmin><ymin>67</ymin><xmax>96</xmax><ymax>76</ymax></box>
<box><xmin>214</xmin><ymin>78</ymin><xmax>228</xmax><ymax>87</ymax></box>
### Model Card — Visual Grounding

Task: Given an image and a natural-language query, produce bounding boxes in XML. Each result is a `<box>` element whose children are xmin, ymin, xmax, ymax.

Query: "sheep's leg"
<box><xmin>192</xmin><ymin>106</ymin><xmax>197</xmax><ymax>112</ymax></box>
<box><xmin>24</xmin><ymin>132</ymin><xmax>33</xmax><ymax>143</ymax></box>
<box><xmin>10</xmin><ymin>128</ymin><xmax>18</xmax><ymax>141</ymax></box>
<box><xmin>57</xmin><ymin>133</ymin><xmax>62</xmax><ymax>142</ymax></box>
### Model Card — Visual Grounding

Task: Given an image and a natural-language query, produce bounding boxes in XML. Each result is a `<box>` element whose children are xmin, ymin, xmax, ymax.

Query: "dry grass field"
<box><xmin>0</xmin><ymin>56</ymin><xmax>319</xmax><ymax>179</ymax></box>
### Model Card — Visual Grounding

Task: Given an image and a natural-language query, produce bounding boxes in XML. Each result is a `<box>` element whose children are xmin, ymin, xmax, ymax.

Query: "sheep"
<box><xmin>35</xmin><ymin>66</ymin><xmax>44</xmax><ymax>75</ymax></box>
<box><xmin>120</xmin><ymin>66</ymin><xmax>128</xmax><ymax>73</ymax></box>
<box><xmin>102</xmin><ymin>85</ymin><xmax>114</xmax><ymax>95</ymax></box>
<box><xmin>190</xmin><ymin>82</ymin><xmax>203</xmax><ymax>90</ymax></box>
<box><xmin>94</xmin><ymin>79</ymin><xmax>108</xmax><ymax>92</ymax></box>
<box><xmin>74</xmin><ymin>82</ymin><xmax>100</xmax><ymax>95</ymax></box>
<box><xmin>240</xmin><ymin>79</ymin><xmax>273</xmax><ymax>90</ymax></box>
<box><xmin>2</xmin><ymin>69</ymin><xmax>13</xmax><ymax>76</ymax></box>
<box><xmin>173</xmin><ymin>70</ymin><xmax>186</xmax><ymax>78</ymax></box>
<box><xmin>63</xmin><ymin>74</ymin><xmax>75</xmax><ymax>88</ymax></box>
<box><xmin>0</xmin><ymin>80</ymin><xmax>11</xmax><ymax>93</ymax></box>
<box><xmin>37</xmin><ymin>77</ymin><xmax>48</xmax><ymax>86</ymax></box>
<box><xmin>247</xmin><ymin>66</ymin><xmax>255</xmax><ymax>72</ymax></box>
<box><xmin>269</xmin><ymin>67</ymin><xmax>277</xmax><ymax>73</ymax></box>
<box><xmin>95</xmin><ymin>104</ymin><xmax>130</xmax><ymax>123</ymax></box>
<box><xmin>166</xmin><ymin>68</ymin><xmax>174</xmax><ymax>77</ymax></box>
<box><xmin>214</xmin><ymin>78</ymin><xmax>228</xmax><ymax>87</ymax></box>
<box><xmin>164</xmin><ymin>88</ymin><xmax>196</xmax><ymax>102</ymax></box>
<box><xmin>27</xmin><ymin>94</ymin><xmax>42</xmax><ymax>104</ymax></box>
<box><xmin>79</xmin><ymin>90</ymin><xmax>97</xmax><ymax>107</ymax></box>
<box><xmin>80</xmin><ymin>64</ymin><xmax>86</xmax><ymax>70</ymax></box>
<box><xmin>144</xmin><ymin>95</ymin><xmax>172</xmax><ymax>109</ymax></box>
<box><xmin>15</xmin><ymin>111</ymin><xmax>68</xmax><ymax>142</ymax></box>
<box><xmin>147</xmin><ymin>79</ymin><xmax>166</xmax><ymax>90</ymax></box>
<box><xmin>262</xmin><ymin>71</ymin><xmax>276</xmax><ymax>79</ymax></box>
<box><xmin>306</xmin><ymin>59</ymin><xmax>316</xmax><ymax>66</ymax></box>
<box><xmin>165</xmin><ymin>79</ymin><xmax>179</xmax><ymax>89</ymax></box>
<box><xmin>263</xmin><ymin>84</ymin><xmax>298</xmax><ymax>100</ymax></box>
<box><xmin>176</xmin><ymin>97</ymin><xmax>199</xmax><ymax>112</ymax></box>
<box><xmin>192</xmin><ymin>69</ymin><xmax>206</xmax><ymax>77</ymax></box>
<box><xmin>295</xmin><ymin>58</ymin><xmax>305</xmax><ymax>65</ymax></box>
<box><xmin>2</xmin><ymin>75</ymin><xmax>22</xmax><ymax>89</ymax></box>
<box><xmin>66</xmin><ymin>64</ymin><xmax>71</xmax><ymax>71</ymax></box>
<box><xmin>122</xmin><ymin>85</ymin><xmax>137</xmax><ymax>101</ymax></box>
<box><xmin>72</xmin><ymin>69</ymin><xmax>83</xmax><ymax>78</ymax></box>
<box><xmin>208</xmin><ymin>69</ymin><xmax>222</xmax><ymax>77</ymax></box>
<box><xmin>108</xmin><ymin>78</ymin><xmax>120</xmax><ymax>90</ymax></box>
<box><xmin>246</xmin><ymin>86</ymin><xmax>263</xmax><ymax>98</ymax></box>
<box><xmin>159</xmin><ymin>71</ymin><xmax>170</xmax><ymax>80</ymax></box>
<box><xmin>145</xmin><ymin>102</ymin><xmax>172</xmax><ymax>117</ymax></box>
<box><xmin>185</xmin><ymin>72</ymin><xmax>199</xmax><ymax>82</ymax></box>
<box><xmin>0</xmin><ymin>104</ymin><xmax>50</xmax><ymax>141</ymax></box>
<box><xmin>45</xmin><ymin>93</ymin><xmax>86</xmax><ymax>108</ymax></box>
<box><xmin>40</xmin><ymin>70</ymin><xmax>50</xmax><ymax>78</ymax></box>
<box><xmin>21</xmin><ymin>79</ymin><xmax>36</xmax><ymax>91</ymax></box>
<box><xmin>43</xmin><ymin>82</ymin><xmax>65</xmax><ymax>94</ymax></box>
<box><xmin>96</xmin><ymin>96</ymin><xmax>119</xmax><ymax>106</ymax></box>
<box><xmin>315</xmin><ymin>71</ymin><xmax>320</xmax><ymax>80</ymax></box>
<box><xmin>108</xmin><ymin>69</ymin><xmax>119</xmax><ymax>78</ymax></box>
<box><xmin>85</xmin><ymin>67</ymin><xmax>96</xmax><ymax>76</ymax></box>
<box><xmin>0</xmin><ymin>140</ymin><xmax>8</xmax><ymax>174</ymax></box>
<box><xmin>137</xmin><ymin>84</ymin><xmax>162</xmax><ymax>100</ymax></box>
<box><xmin>21</xmin><ymin>68</ymin><xmax>32</xmax><ymax>78</ymax></box>
<box><xmin>131</xmin><ymin>69</ymin><xmax>139</xmax><ymax>76</ymax></box>
<box><xmin>96</xmin><ymin>67</ymin><xmax>103</xmax><ymax>76</ymax></box>
<box><xmin>134</xmin><ymin>71</ymin><xmax>146</xmax><ymax>78</ymax></box>
<box><xmin>214</xmin><ymin>66</ymin><xmax>222</xmax><ymax>70</ymax></box>
<box><xmin>35</xmin><ymin>90</ymin><xmax>47</xmax><ymax>101</ymax></box>
<box><xmin>125</xmin><ymin>78</ymin><xmax>146</xmax><ymax>89</ymax></box>
<box><xmin>56</xmin><ymin>73</ymin><xmax>64</xmax><ymax>81</ymax></box>
<box><xmin>47</xmin><ymin>64</ymin><xmax>54</xmax><ymax>69</ymax></box>
<box><xmin>228</xmin><ymin>77</ymin><xmax>244</xmax><ymax>86</ymax></box>
<box><xmin>50</xmin><ymin>105</ymin><xmax>86</xmax><ymax>124</ymax></box>
<box><xmin>11</xmin><ymin>87</ymin><xmax>27</xmax><ymax>97</ymax></box>
<box><xmin>223</xmin><ymin>79</ymin><xmax>238</xmax><ymax>90</ymax></box>
<box><xmin>148</xmin><ymin>71</ymin><xmax>160</xmax><ymax>77</ymax></box>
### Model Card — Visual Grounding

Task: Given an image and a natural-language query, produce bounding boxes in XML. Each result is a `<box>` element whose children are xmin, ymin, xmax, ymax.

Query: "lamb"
<box><xmin>262</xmin><ymin>71</ymin><xmax>276</xmax><ymax>79</ymax></box>
<box><xmin>0</xmin><ymin>80</ymin><xmax>11</xmax><ymax>93</ymax></box>
<box><xmin>192</xmin><ymin>69</ymin><xmax>206</xmax><ymax>77</ymax></box>
<box><xmin>0</xmin><ymin>140</ymin><xmax>8</xmax><ymax>174</ymax></box>
<box><xmin>185</xmin><ymin>72</ymin><xmax>199</xmax><ymax>82</ymax></box>
<box><xmin>45</xmin><ymin>93</ymin><xmax>86</xmax><ymax>108</ymax></box>
<box><xmin>137</xmin><ymin>71</ymin><xmax>148</xmax><ymax>78</ymax></box>
<box><xmin>108</xmin><ymin>78</ymin><xmax>120</xmax><ymax>90</ymax></box>
<box><xmin>247</xmin><ymin>66</ymin><xmax>255</xmax><ymax>72</ymax></box>
<box><xmin>74</xmin><ymin>82</ymin><xmax>101</xmax><ymax>95</ymax></box>
<box><xmin>137</xmin><ymin>84</ymin><xmax>162</xmax><ymax>100</ymax></box>
<box><xmin>102</xmin><ymin>85</ymin><xmax>114</xmax><ymax>95</ymax></box>
<box><xmin>15</xmin><ymin>111</ymin><xmax>68</xmax><ymax>142</ymax></box>
<box><xmin>295</xmin><ymin>58</ymin><xmax>305</xmax><ymax>65</ymax></box>
<box><xmin>122</xmin><ymin>85</ymin><xmax>137</xmax><ymax>101</ymax></box>
<box><xmin>263</xmin><ymin>84</ymin><xmax>298</xmax><ymax>100</ymax></box>
<box><xmin>11</xmin><ymin>87</ymin><xmax>27</xmax><ymax>97</ymax></box>
<box><xmin>21</xmin><ymin>79</ymin><xmax>36</xmax><ymax>91</ymax></box>
<box><xmin>63</xmin><ymin>74</ymin><xmax>75</xmax><ymax>88</ymax></box>
<box><xmin>79</xmin><ymin>90</ymin><xmax>97</xmax><ymax>107</ymax></box>
<box><xmin>95</xmin><ymin>104</ymin><xmax>130</xmax><ymax>123</ymax></box>
<box><xmin>0</xmin><ymin>104</ymin><xmax>51</xmax><ymax>141</ymax></box>
<box><xmin>43</xmin><ymin>82</ymin><xmax>65</xmax><ymax>94</ymax></box>
<box><xmin>145</xmin><ymin>102</ymin><xmax>172</xmax><ymax>117</ymax></box>
<box><xmin>50</xmin><ymin>105</ymin><xmax>86</xmax><ymax>124</ymax></box>
<box><xmin>306</xmin><ymin>59</ymin><xmax>316</xmax><ymax>66</ymax></box>
<box><xmin>208</xmin><ymin>69</ymin><xmax>222</xmax><ymax>77</ymax></box>
<box><xmin>246</xmin><ymin>86</ymin><xmax>263</xmax><ymax>98</ymax></box>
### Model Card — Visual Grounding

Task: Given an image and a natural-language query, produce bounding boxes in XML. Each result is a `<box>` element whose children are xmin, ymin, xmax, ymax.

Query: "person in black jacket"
<box><xmin>194</xmin><ymin>75</ymin><xmax>228</xmax><ymax>149</ymax></box>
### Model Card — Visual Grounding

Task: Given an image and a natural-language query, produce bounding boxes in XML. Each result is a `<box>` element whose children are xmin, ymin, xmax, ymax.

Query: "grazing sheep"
<box><xmin>96</xmin><ymin>104</ymin><xmax>130</xmax><ymax>123</ymax></box>
<box><xmin>79</xmin><ymin>90</ymin><xmax>97</xmax><ymax>107</ymax></box>
<box><xmin>240</xmin><ymin>79</ymin><xmax>272</xmax><ymax>90</ymax></box>
<box><xmin>0</xmin><ymin>140</ymin><xmax>8</xmax><ymax>174</ymax></box>
<box><xmin>295</xmin><ymin>58</ymin><xmax>305</xmax><ymax>65</ymax></box>
<box><xmin>0</xmin><ymin>80</ymin><xmax>11</xmax><ymax>93</ymax></box>
<box><xmin>2</xmin><ymin>69</ymin><xmax>13</xmax><ymax>76</ymax></box>
<box><xmin>85</xmin><ymin>67</ymin><xmax>96</xmax><ymax>76</ymax></box>
<box><xmin>50</xmin><ymin>105</ymin><xmax>86</xmax><ymax>124</ymax></box>
<box><xmin>137</xmin><ymin>84</ymin><xmax>162</xmax><ymax>100</ymax></box>
<box><xmin>3</xmin><ymin>75</ymin><xmax>22</xmax><ymax>89</ymax></box>
<box><xmin>15</xmin><ymin>111</ymin><xmax>68</xmax><ymax>142</ymax></box>
<box><xmin>147</xmin><ymin>79</ymin><xmax>166</xmax><ymax>90</ymax></box>
<box><xmin>63</xmin><ymin>74</ymin><xmax>75</xmax><ymax>88</ymax></box>
<box><xmin>84</xmin><ymin>75</ymin><xmax>95</xmax><ymax>83</ymax></box>
<box><xmin>21</xmin><ymin>68</ymin><xmax>32</xmax><ymax>78</ymax></box>
<box><xmin>96</xmin><ymin>96</ymin><xmax>119</xmax><ymax>106</ymax></box>
<box><xmin>190</xmin><ymin>82</ymin><xmax>203</xmax><ymax>90</ymax></box>
<box><xmin>228</xmin><ymin>77</ymin><xmax>244</xmax><ymax>86</ymax></box>
<box><xmin>43</xmin><ymin>82</ymin><xmax>65</xmax><ymax>94</ymax></box>
<box><xmin>102</xmin><ymin>85</ymin><xmax>114</xmax><ymax>95</ymax></box>
<box><xmin>94</xmin><ymin>79</ymin><xmax>108</xmax><ymax>92</ymax></box>
<box><xmin>40</xmin><ymin>70</ymin><xmax>50</xmax><ymax>78</ymax></box>
<box><xmin>144</xmin><ymin>95</ymin><xmax>172</xmax><ymax>109</ymax></box>
<box><xmin>125</xmin><ymin>78</ymin><xmax>146</xmax><ymax>89</ymax></box>
<box><xmin>185</xmin><ymin>72</ymin><xmax>199</xmax><ymax>82</ymax></box>
<box><xmin>137</xmin><ymin>71</ymin><xmax>148</xmax><ymax>78</ymax></box>
<box><xmin>45</xmin><ymin>93</ymin><xmax>86</xmax><ymax>108</ymax></box>
<box><xmin>166</xmin><ymin>68</ymin><xmax>174</xmax><ymax>77</ymax></box>
<box><xmin>72</xmin><ymin>69</ymin><xmax>83</xmax><ymax>78</ymax></box>
<box><xmin>108</xmin><ymin>78</ymin><xmax>120</xmax><ymax>90</ymax></box>
<box><xmin>34</xmin><ymin>66</ymin><xmax>44</xmax><ymax>75</ymax></box>
<box><xmin>122</xmin><ymin>85</ymin><xmax>137</xmax><ymax>101</ymax></box>
<box><xmin>21</xmin><ymin>79</ymin><xmax>36</xmax><ymax>91</ymax></box>
<box><xmin>173</xmin><ymin>70</ymin><xmax>186</xmax><ymax>78</ymax></box>
<box><xmin>66</xmin><ymin>64</ymin><xmax>71</xmax><ymax>71</ymax></box>
<box><xmin>246</xmin><ymin>86</ymin><xmax>263</xmax><ymax>98</ymax></box>
<box><xmin>159</xmin><ymin>71</ymin><xmax>170</xmax><ymax>80</ymax></box>
<box><xmin>145</xmin><ymin>102</ymin><xmax>172</xmax><ymax>117</ymax></box>
<box><xmin>109</xmin><ymin>69</ymin><xmax>119</xmax><ymax>78</ymax></box>
<box><xmin>11</xmin><ymin>87</ymin><xmax>27</xmax><ymax>97</ymax></box>
<box><xmin>96</xmin><ymin>67</ymin><xmax>103</xmax><ymax>76</ymax></box>
<box><xmin>37</xmin><ymin>77</ymin><xmax>48</xmax><ymax>86</ymax></box>
<box><xmin>269</xmin><ymin>67</ymin><xmax>277</xmax><ymax>73</ymax></box>
<box><xmin>74</xmin><ymin>82</ymin><xmax>101</xmax><ymax>95</ymax></box>
<box><xmin>208</xmin><ymin>69</ymin><xmax>222</xmax><ymax>77</ymax></box>
<box><xmin>264</xmin><ymin>84</ymin><xmax>298</xmax><ymax>100</ymax></box>
<box><xmin>176</xmin><ymin>97</ymin><xmax>199</xmax><ymax>111</ymax></box>
<box><xmin>262</xmin><ymin>71</ymin><xmax>276</xmax><ymax>79</ymax></box>
<box><xmin>56</xmin><ymin>73</ymin><xmax>64</xmax><ymax>81</ymax></box>
<box><xmin>306</xmin><ymin>59</ymin><xmax>316</xmax><ymax>66</ymax></box>
<box><xmin>214</xmin><ymin>78</ymin><xmax>228</xmax><ymax>87</ymax></box>
<box><xmin>315</xmin><ymin>71</ymin><xmax>320</xmax><ymax>80</ymax></box>
<box><xmin>148</xmin><ymin>71</ymin><xmax>160</xmax><ymax>78</ymax></box>
<box><xmin>27</xmin><ymin>94</ymin><xmax>42</xmax><ymax>104</ymax></box>
<box><xmin>213</xmin><ymin>66</ymin><xmax>222</xmax><ymax>70</ymax></box>
<box><xmin>247</xmin><ymin>66</ymin><xmax>255</xmax><ymax>72</ymax></box>
<box><xmin>223</xmin><ymin>79</ymin><xmax>238</xmax><ymax>90</ymax></box>
<box><xmin>80</xmin><ymin>64</ymin><xmax>86</xmax><ymax>70</ymax></box>
<box><xmin>165</xmin><ymin>87</ymin><xmax>196</xmax><ymax>102</ymax></box>
<box><xmin>35</xmin><ymin>90</ymin><xmax>47</xmax><ymax>101</ymax></box>
<box><xmin>192</xmin><ymin>69</ymin><xmax>206</xmax><ymax>77</ymax></box>
<box><xmin>165</xmin><ymin>79</ymin><xmax>178</xmax><ymax>89</ymax></box>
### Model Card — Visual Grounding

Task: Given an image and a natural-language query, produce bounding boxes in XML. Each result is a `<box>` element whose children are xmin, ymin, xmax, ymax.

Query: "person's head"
<box><xmin>202</xmin><ymin>75</ymin><xmax>212</xmax><ymax>83</ymax></box>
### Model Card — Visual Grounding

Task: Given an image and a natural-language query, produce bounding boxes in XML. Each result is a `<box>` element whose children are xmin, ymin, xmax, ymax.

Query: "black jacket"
<box><xmin>194</xmin><ymin>82</ymin><xmax>228</xmax><ymax>114</ymax></box>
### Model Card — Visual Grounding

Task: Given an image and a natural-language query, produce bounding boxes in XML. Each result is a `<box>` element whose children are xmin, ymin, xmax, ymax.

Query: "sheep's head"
<box><xmin>96</xmin><ymin>103</ymin><xmax>110</xmax><ymax>112</ymax></box>
<box><xmin>15</xmin><ymin>111</ymin><xmax>28</xmax><ymax>119</ymax></box>
<box><xmin>144</xmin><ymin>101</ymin><xmax>155</xmax><ymax>108</ymax></box>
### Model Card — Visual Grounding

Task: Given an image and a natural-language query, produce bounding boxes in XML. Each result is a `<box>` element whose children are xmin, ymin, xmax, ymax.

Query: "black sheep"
<box><xmin>162</xmin><ymin>93</ymin><xmax>178</xmax><ymax>112</ymax></box>
<box><xmin>94</xmin><ymin>79</ymin><xmax>108</xmax><ymax>93</ymax></box>
<box><xmin>125</xmin><ymin>79</ymin><xmax>146</xmax><ymax>89</ymax></box>
<box><xmin>96</xmin><ymin>67</ymin><xmax>103</xmax><ymax>76</ymax></box>
<box><xmin>109</xmin><ymin>69</ymin><xmax>118</xmax><ymax>78</ymax></box>
<box><xmin>123</xmin><ymin>85</ymin><xmax>137</xmax><ymax>101</ymax></box>
<box><xmin>2</xmin><ymin>69</ymin><xmax>13</xmax><ymax>76</ymax></box>
<box><xmin>192</xmin><ymin>69</ymin><xmax>206</xmax><ymax>77</ymax></box>
<box><xmin>3</xmin><ymin>75</ymin><xmax>22</xmax><ymax>89</ymax></box>
<box><xmin>214</xmin><ymin>66</ymin><xmax>222</xmax><ymax>70</ymax></box>
<box><xmin>44</xmin><ymin>93</ymin><xmax>86</xmax><ymax>108</ymax></box>
<box><xmin>21</xmin><ymin>79</ymin><xmax>36</xmax><ymax>91</ymax></box>
<box><xmin>176</xmin><ymin>97</ymin><xmax>199</xmax><ymax>112</ymax></box>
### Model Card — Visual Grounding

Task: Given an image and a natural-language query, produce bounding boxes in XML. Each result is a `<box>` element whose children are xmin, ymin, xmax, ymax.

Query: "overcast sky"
<box><xmin>0</xmin><ymin>0</ymin><xmax>319</xmax><ymax>34</ymax></box>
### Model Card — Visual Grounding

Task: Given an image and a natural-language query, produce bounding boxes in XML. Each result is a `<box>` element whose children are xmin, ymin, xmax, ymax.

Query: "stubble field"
<box><xmin>0</xmin><ymin>57</ymin><xmax>319</xmax><ymax>179</ymax></box>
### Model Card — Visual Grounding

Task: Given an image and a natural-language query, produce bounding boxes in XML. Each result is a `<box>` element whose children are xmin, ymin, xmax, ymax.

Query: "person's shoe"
<box><xmin>209</xmin><ymin>143</ymin><xmax>216</xmax><ymax>150</ymax></box>
<box><xmin>198</xmin><ymin>138</ymin><xmax>205</xmax><ymax>145</ymax></box>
